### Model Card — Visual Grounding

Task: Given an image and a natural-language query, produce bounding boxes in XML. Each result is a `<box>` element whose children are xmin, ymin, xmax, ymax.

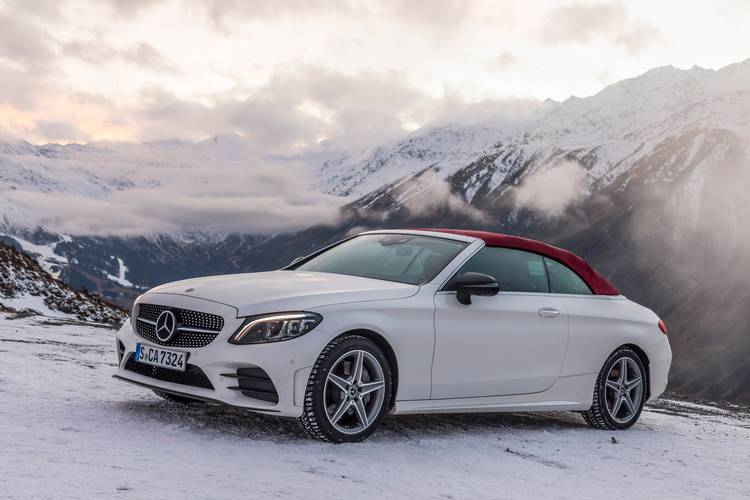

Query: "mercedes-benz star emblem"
<box><xmin>155</xmin><ymin>310</ymin><xmax>177</xmax><ymax>342</ymax></box>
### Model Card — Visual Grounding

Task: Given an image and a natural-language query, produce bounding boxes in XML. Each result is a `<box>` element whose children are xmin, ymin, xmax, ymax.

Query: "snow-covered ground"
<box><xmin>0</xmin><ymin>312</ymin><xmax>748</xmax><ymax>500</ymax></box>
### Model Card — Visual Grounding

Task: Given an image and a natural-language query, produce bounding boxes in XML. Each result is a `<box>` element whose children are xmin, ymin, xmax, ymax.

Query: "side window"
<box><xmin>450</xmin><ymin>247</ymin><xmax>549</xmax><ymax>293</ymax></box>
<box><xmin>544</xmin><ymin>257</ymin><xmax>592</xmax><ymax>295</ymax></box>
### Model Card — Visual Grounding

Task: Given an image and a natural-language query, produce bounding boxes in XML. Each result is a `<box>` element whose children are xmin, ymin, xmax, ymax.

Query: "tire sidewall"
<box><xmin>597</xmin><ymin>348</ymin><xmax>647</xmax><ymax>429</ymax></box>
<box><xmin>308</xmin><ymin>336</ymin><xmax>392</xmax><ymax>443</ymax></box>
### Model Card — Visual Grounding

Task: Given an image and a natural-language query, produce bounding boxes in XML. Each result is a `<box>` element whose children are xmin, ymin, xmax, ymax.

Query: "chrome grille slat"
<box><xmin>135</xmin><ymin>303</ymin><xmax>224</xmax><ymax>348</ymax></box>
<box><xmin>176</xmin><ymin>326</ymin><xmax>221</xmax><ymax>334</ymax></box>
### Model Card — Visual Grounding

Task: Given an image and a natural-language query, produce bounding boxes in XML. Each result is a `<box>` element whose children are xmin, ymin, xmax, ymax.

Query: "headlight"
<box><xmin>229</xmin><ymin>312</ymin><xmax>322</xmax><ymax>345</ymax></box>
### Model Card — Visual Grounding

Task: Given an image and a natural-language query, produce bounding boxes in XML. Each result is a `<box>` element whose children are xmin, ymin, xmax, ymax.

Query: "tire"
<box><xmin>299</xmin><ymin>335</ymin><xmax>392</xmax><ymax>443</ymax></box>
<box><xmin>152</xmin><ymin>390</ymin><xmax>205</xmax><ymax>404</ymax></box>
<box><xmin>583</xmin><ymin>347</ymin><xmax>647</xmax><ymax>430</ymax></box>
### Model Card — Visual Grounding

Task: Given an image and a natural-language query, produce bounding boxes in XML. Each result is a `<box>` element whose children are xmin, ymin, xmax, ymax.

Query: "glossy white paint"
<box><xmin>149</xmin><ymin>270</ymin><xmax>419</xmax><ymax>317</ymax></box>
<box><xmin>432</xmin><ymin>291</ymin><xmax>569</xmax><ymax>398</ymax></box>
<box><xmin>114</xmin><ymin>230</ymin><xmax>672</xmax><ymax>419</ymax></box>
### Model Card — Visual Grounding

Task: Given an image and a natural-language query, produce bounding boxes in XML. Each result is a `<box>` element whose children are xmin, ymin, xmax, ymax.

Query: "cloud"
<box><xmin>0</xmin><ymin>66</ymin><xmax>47</xmax><ymax>109</ymax></box>
<box><xmin>64</xmin><ymin>40</ymin><xmax>179</xmax><ymax>73</ymax></box>
<box><xmin>514</xmin><ymin>160</ymin><xmax>588</xmax><ymax>216</ymax></box>
<box><xmin>3</xmin><ymin>146</ymin><xmax>342</xmax><ymax>235</ymax></box>
<box><xmin>189</xmin><ymin>0</ymin><xmax>354</xmax><ymax>30</ymax></box>
<box><xmin>614</xmin><ymin>23</ymin><xmax>666</xmax><ymax>56</ymax></box>
<box><xmin>134</xmin><ymin>66</ymin><xmax>442</xmax><ymax>151</ymax></box>
<box><xmin>104</xmin><ymin>0</ymin><xmax>163</xmax><ymax>17</ymax></box>
<box><xmin>395</xmin><ymin>170</ymin><xmax>487</xmax><ymax>223</ymax></box>
<box><xmin>32</xmin><ymin>120</ymin><xmax>91</xmax><ymax>143</ymax></box>
<box><xmin>6</xmin><ymin>188</ymin><xmax>340</xmax><ymax>235</ymax></box>
<box><xmin>491</xmin><ymin>51</ymin><xmax>520</xmax><ymax>70</ymax></box>
<box><xmin>380</xmin><ymin>0</ymin><xmax>478</xmax><ymax>33</ymax></box>
<box><xmin>3</xmin><ymin>0</ymin><xmax>64</xmax><ymax>21</ymax></box>
<box><xmin>0</xmin><ymin>10</ymin><xmax>57</xmax><ymax>73</ymax></box>
<box><xmin>191</xmin><ymin>0</ymin><xmax>478</xmax><ymax>32</ymax></box>
<box><xmin>542</xmin><ymin>2</ymin><xmax>664</xmax><ymax>55</ymax></box>
<box><xmin>542</xmin><ymin>2</ymin><xmax>626</xmax><ymax>44</ymax></box>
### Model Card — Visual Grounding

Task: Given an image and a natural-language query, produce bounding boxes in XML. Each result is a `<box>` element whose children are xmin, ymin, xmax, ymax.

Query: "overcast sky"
<box><xmin>1</xmin><ymin>0</ymin><xmax>750</xmax><ymax>151</ymax></box>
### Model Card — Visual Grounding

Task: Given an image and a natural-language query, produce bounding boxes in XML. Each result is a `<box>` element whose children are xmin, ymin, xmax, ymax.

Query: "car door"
<box><xmin>431</xmin><ymin>247</ymin><xmax>569</xmax><ymax>399</ymax></box>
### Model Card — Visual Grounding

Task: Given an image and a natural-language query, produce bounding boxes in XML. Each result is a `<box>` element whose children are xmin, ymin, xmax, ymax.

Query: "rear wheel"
<box><xmin>583</xmin><ymin>348</ymin><xmax>646</xmax><ymax>430</ymax></box>
<box><xmin>299</xmin><ymin>335</ymin><xmax>392</xmax><ymax>443</ymax></box>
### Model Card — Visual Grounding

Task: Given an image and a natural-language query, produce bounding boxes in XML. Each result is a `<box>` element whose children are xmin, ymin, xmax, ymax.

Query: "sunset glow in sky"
<box><xmin>2</xmin><ymin>0</ymin><xmax>750</xmax><ymax>149</ymax></box>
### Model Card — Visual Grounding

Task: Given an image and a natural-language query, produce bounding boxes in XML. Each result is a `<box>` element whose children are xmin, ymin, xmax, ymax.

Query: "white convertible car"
<box><xmin>114</xmin><ymin>229</ymin><xmax>671</xmax><ymax>442</ymax></box>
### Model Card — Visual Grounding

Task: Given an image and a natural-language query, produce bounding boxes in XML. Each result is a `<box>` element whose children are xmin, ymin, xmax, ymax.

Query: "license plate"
<box><xmin>135</xmin><ymin>343</ymin><xmax>187</xmax><ymax>372</ymax></box>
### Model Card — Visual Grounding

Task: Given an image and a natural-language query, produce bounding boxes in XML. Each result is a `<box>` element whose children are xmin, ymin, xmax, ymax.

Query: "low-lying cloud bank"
<box><xmin>513</xmin><ymin>160</ymin><xmax>588</xmax><ymax>216</ymax></box>
<box><xmin>1</xmin><ymin>140</ymin><xmax>342</xmax><ymax>236</ymax></box>
<box><xmin>6</xmin><ymin>186</ymin><xmax>342</xmax><ymax>236</ymax></box>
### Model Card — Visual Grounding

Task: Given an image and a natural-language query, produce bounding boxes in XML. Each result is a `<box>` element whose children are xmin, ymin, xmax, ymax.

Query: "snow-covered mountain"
<box><xmin>327</xmin><ymin>60</ymin><xmax>750</xmax><ymax>213</ymax></box>
<box><xmin>0</xmin><ymin>242</ymin><xmax>125</xmax><ymax>324</ymax></box>
<box><xmin>4</xmin><ymin>59</ymin><xmax>750</xmax><ymax>242</ymax></box>
<box><xmin>317</xmin><ymin>125</ymin><xmax>515</xmax><ymax>197</ymax></box>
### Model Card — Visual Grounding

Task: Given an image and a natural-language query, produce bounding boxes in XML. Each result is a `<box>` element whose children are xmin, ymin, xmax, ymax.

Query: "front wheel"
<box><xmin>299</xmin><ymin>335</ymin><xmax>392</xmax><ymax>443</ymax></box>
<box><xmin>583</xmin><ymin>347</ymin><xmax>647</xmax><ymax>430</ymax></box>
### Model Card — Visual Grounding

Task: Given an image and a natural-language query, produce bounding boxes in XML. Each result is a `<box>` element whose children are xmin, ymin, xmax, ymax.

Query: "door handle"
<box><xmin>538</xmin><ymin>307</ymin><xmax>560</xmax><ymax>318</ymax></box>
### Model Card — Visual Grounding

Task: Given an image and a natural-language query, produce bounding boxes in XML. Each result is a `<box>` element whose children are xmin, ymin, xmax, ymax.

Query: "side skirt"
<box><xmin>392</xmin><ymin>373</ymin><xmax>595</xmax><ymax>415</ymax></box>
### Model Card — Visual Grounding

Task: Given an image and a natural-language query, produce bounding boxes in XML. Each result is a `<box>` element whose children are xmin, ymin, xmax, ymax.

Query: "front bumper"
<box><xmin>114</xmin><ymin>294</ymin><xmax>326</xmax><ymax>418</ymax></box>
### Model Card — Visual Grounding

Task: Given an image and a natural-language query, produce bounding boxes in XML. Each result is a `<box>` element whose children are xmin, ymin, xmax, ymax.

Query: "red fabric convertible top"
<box><xmin>420</xmin><ymin>228</ymin><xmax>620</xmax><ymax>295</ymax></box>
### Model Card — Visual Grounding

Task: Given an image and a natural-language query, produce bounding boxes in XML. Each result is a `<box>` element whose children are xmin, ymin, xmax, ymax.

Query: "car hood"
<box><xmin>145</xmin><ymin>270</ymin><xmax>419</xmax><ymax>317</ymax></box>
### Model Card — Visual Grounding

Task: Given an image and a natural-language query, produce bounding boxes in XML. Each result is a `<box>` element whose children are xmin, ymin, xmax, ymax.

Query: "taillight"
<box><xmin>658</xmin><ymin>319</ymin><xmax>668</xmax><ymax>335</ymax></box>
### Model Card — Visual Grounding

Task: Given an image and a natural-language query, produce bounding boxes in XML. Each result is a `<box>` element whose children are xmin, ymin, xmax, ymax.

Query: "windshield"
<box><xmin>291</xmin><ymin>234</ymin><xmax>468</xmax><ymax>285</ymax></box>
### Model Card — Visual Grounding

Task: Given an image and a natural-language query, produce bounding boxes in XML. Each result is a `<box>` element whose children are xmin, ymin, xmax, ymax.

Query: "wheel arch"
<box><xmin>334</xmin><ymin>328</ymin><xmax>399</xmax><ymax>409</ymax></box>
<box><xmin>619</xmin><ymin>343</ymin><xmax>651</xmax><ymax>401</ymax></box>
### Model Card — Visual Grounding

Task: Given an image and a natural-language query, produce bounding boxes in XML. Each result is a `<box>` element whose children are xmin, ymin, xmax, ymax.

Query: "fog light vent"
<box><xmin>227</xmin><ymin>366</ymin><xmax>279</xmax><ymax>404</ymax></box>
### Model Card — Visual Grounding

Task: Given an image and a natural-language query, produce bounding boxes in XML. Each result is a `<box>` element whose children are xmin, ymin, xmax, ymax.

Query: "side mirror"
<box><xmin>454</xmin><ymin>272</ymin><xmax>499</xmax><ymax>305</ymax></box>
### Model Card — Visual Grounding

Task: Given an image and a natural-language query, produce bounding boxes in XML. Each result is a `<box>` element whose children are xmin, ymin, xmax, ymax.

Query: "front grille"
<box><xmin>124</xmin><ymin>354</ymin><xmax>214</xmax><ymax>390</ymax></box>
<box><xmin>227</xmin><ymin>366</ymin><xmax>279</xmax><ymax>403</ymax></box>
<box><xmin>138</xmin><ymin>303</ymin><xmax>224</xmax><ymax>330</ymax></box>
<box><xmin>135</xmin><ymin>303</ymin><xmax>224</xmax><ymax>348</ymax></box>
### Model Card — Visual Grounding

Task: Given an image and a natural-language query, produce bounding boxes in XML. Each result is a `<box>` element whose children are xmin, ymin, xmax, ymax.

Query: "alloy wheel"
<box><xmin>324</xmin><ymin>349</ymin><xmax>386</xmax><ymax>435</ymax></box>
<box><xmin>605</xmin><ymin>356</ymin><xmax>644</xmax><ymax>424</ymax></box>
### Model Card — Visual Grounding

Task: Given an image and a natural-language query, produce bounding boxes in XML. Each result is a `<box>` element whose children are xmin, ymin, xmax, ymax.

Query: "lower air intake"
<box><xmin>124</xmin><ymin>354</ymin><xmax>214</xmax><ymax>390</ymax></box>
<box><xmin>228</xmin><ymin>366</ymin><xmax>279</xmax><ymax>403</ymax></box>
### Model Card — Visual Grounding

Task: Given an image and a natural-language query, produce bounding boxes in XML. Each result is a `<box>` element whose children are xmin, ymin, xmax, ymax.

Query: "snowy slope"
<box><xmin>0</xmin><ymin>243</ymin><xmax>125</xmax><ymax>324</ymax></box>
<box><xmin>0</xmin><ymin>231</ymin><xmax>71</xmax><ymax>278</ymax></box>
<box><xmin>0</xmin><ymin>312</ymin><xmax>748</xmax><ymax>500</ymax></box>
<box><xmin>316</xmin><ymin>125</ymin><xmax>512</xmax><ymax>197</ymax></box>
